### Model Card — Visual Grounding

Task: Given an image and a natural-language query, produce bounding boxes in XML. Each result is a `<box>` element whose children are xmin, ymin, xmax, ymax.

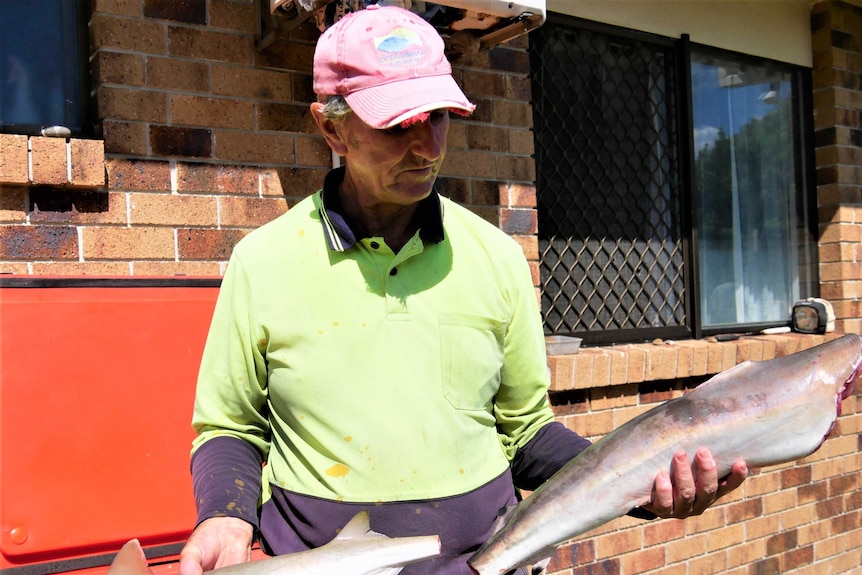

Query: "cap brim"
<box><xmin>345</xmin><ymin>74</ymin><xmax>475</xmax><ymax>129</ymax></box>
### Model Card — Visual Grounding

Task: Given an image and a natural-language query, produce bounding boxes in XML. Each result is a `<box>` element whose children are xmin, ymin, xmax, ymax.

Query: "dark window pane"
<box><xmin>530</xmin><ymin>18</ymin><xmax>686</xmax><ymax>342</ymax></box>
<box><xmin>1</xmin><ymin>0</ymin><xmax>86</xmax><ymax>135</ymax></box>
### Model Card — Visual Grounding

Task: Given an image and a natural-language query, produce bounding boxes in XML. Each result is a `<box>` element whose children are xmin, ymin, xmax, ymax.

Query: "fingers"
<box><xmin>717</xmin><ymin>458</ymin><xmax>749</xmax><ymax>499</ymax></box>
<box><xmin>650</xmin><ymin>449</ymin><xmax>748</xmax><ymax>520</ymax></box>
<box><xmin>178</xmin><ymin>517</ymin><xmax>253</xmax><ymax>575</ymax></box>
<box><xmin>178</xmin><ymin>549</ymin><xmax>204</xmax><ymax>575</ymax></box>
<box><xmin>649</xmin><ymin>467</ymin><xmax>675</xmax><ymax>517</ymax></box>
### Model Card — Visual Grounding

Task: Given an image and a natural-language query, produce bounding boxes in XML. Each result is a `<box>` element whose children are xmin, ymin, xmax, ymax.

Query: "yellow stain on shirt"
<box><xmin>326</xmin><ymin>463</ymin><xmax>350</xmax><ymax>477</ymax></box>
<box><xmin>344</xmin><ymin>435</ymin><xmax>352</xmax><ymax>442</ymax></box>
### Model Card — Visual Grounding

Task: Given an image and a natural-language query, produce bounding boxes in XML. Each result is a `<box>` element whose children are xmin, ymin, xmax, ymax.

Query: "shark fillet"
<box><xmin>469</xmin><ymin>333</ymin><xmax>862</xmax><ymax>575</ymax></box>
<box><xmin>108</xmin><ymin>512</ymin><xmax>440</xmax><ymax>575</ymax></box>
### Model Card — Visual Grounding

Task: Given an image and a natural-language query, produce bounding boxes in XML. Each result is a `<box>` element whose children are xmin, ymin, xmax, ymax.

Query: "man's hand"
<box><xmin>644</xmin><ymin>447</ymin><xmax>748</xmax><ymax>519</ymax></box>
<box><xmin>178</xmin><ymin>517</ymin><xmax>254</xmax><ymax>575</ymax></box>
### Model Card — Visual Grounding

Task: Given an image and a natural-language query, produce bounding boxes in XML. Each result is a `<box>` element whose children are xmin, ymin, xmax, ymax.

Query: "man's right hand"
<box><xmin>178</xmin><ymin>517</ymin><xmax>254</xmax><ymax>575</ymax></box>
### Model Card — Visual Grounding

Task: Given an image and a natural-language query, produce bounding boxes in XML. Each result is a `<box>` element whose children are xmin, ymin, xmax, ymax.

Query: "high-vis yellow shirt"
<box><xmin>192</xmin><ymin>176</ymin><xmax>555</xmax><ymax>505</ymax></box>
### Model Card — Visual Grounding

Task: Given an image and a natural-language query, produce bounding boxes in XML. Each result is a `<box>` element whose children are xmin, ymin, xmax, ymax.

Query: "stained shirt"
<box><xmin>189</xmin><ymin>167</ymin><xmax>591</xmax><ymax>573</ymax></box>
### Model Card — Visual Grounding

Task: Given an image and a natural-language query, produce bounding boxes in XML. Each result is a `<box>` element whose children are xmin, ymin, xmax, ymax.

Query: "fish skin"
<box><xmin>468</xmin><ymin>334</ymin><xmax>862</xmax><ymax>575</ymax></box>
<box><xmin>107</xmin><ymin>512</ymin><xmax>440</xmax><ymax>575</ymax></box>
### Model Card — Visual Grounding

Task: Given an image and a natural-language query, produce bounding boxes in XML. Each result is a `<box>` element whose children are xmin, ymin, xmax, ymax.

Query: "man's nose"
<box><xmin>409</xmin><ymin>118</ymin><xmax>447</xmax><ymax>160</ymax></box>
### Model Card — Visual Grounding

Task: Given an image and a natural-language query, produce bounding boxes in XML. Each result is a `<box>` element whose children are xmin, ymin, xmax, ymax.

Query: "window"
<box><xmin>530</xmin><ymin>15</ymin><xmax>817</xmax><ymax>344</ymax></box>
<box><xmin>691</xmin><ymin>50</ymin><xmax>816</xmax><ymax>329</ymax></box>
<box><xmin>0</xmin><ymin>0</ymin><xmax>90</xmax><ymax>136</ymax></box>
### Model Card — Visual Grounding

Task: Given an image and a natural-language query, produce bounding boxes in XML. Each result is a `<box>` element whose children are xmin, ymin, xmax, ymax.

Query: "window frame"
<box><xmin>530</xmin><ymin>14</ymin><xmax>819</xmax><ymax>345</ymax></box>
<box><xmin>0</xmin><ymin>0</ymin><xmax>93</xmax><ymax>138</ymax></box>
<box><xmin>681</xmin><ymin>37</ymin><xmax>820</xmax><ymax>339</ymax></box>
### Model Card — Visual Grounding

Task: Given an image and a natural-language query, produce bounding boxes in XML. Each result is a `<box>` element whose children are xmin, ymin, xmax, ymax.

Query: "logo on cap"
<box><xmin>374</xmin><ymin>27</ymin><xmax>425</xmax><ymax>66</ymax></box>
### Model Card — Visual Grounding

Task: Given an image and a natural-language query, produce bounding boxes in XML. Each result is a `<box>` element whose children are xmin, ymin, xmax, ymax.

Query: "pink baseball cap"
<box><xmin>312</xmin><ymin>4</ymin><xmax>476</xmax><ymax>129</ymax></box>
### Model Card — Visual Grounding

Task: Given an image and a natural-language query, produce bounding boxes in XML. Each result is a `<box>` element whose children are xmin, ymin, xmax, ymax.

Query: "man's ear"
<box><xmin>310</xmin><ymin>102</ymin><xmax>348</xmax><ymax>157</ymax></box>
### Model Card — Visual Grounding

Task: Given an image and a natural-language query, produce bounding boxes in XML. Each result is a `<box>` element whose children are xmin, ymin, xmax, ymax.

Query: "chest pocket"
<box><xmin>439</xmin><ymin>313</ymin><xmax>506</xmax><ymax>411</ymax></box>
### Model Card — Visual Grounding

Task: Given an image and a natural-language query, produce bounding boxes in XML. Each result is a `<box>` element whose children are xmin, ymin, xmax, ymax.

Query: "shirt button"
<box><xmin>389</xmin><ymin>268</ymin><xmax>398</xmax><ymax>276</ymax></box>
<box><xmin>370</xmin><ymin>241</ymin><xmax>379</xmax><ymax>249</ymax></box>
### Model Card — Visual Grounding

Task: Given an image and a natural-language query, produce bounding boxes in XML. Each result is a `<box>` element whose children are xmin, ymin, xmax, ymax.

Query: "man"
<box><xmin>178</xmin><ymin>6</ymin><xmax>748</xmax><ymax>575</ymax></box>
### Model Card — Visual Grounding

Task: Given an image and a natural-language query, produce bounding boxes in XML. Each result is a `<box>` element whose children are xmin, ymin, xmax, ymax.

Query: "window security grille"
<box><xmin>530</xmin><ymin>19</ymin><xmax>687</xmax><ymax>342</ymax></box>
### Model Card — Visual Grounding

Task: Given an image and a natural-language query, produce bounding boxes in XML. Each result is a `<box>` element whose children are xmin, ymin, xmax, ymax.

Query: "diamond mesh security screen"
<box><xmin>530</xmin><ymin>19</ymin><xmax>687</xmax><ymax>340</ymax></box>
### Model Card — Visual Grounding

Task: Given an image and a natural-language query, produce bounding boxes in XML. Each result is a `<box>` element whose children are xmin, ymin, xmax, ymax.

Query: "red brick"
<box><xmin>170</xmin><ymin>95</ymin><xmax>255</xmax><ymax>130</ymax></box>
<box><xmin>149</xmin><ymin>126</ymin><xmax>213</xmax><ymax>158</ymax></box>
<box><xmin>30</xmin><ymin>190</ymin><xmax>126</xmax><ymax>225</ymax></box>
<box><xmin>0</xmin><ymin>186</ymin><xmax>28</xmax><ymax>222</ymax></box>
<box><xmin>178</xmin><ymin>228</ymin><xmax>249</xmax><ymax>260</ymax></box>
<box><xmin>496</xmin><ymin>154</ymin><xmax>536</xmax><ymax>182</ymax></box>
<box><xmin>254</xmin><ymin>41</ymin><xmax>316</xmax><ymax>73</ymax></box>
<box><xmin>70</xmin><ymin>139</ymin><xmax>106</xmax><ymax>188</ymax></box>
<box><xmin>82</xmin><ymin>226</ymin><xmax>175</xmax><ymax>259</ymax></box>
<box><xmin>0</xmin><ymin>263</ymin><xmax>29</xmax><ymax>274</ymax></box>
<box><xmin>295</xmin><ymin>136</ymin><xmax>332</xmax><ymax>167</ymax></box>
<box><xmin>146</xmin><ymin>57</ymin><xmax>209</xmax><ymax>92</ymax></box>
<box><xmin>218</xmin><ymin>196</ymin><xmax>287</xmax><ymax>227</ymax></box>
<box><xmin>491</xmin><ymin>100</ymin><xmax>533</xmax><ymax>128</ymax></box>
<box><xmin>91</xmin><ymin>14</ymin><xmax>167</xmax><ymax>53</ymax></box>
<box><xmin>168</xmin><ymin>26</ymin><xmax>252</xmax><ymax>64</ymax></box>
<box><xmin>103</xmin><ymin>120</ymin><xmax>149</xmax><ymax>156</ymax></box>
<box><xmin>269</xmin><ymin>166</ymin><xmax>329</xmax><ymax>200</ymax></box>
<box><xmin>500</xmin><ymin>208</ymin><xmax>537</xmax><ymax>234</ymax></box>
<box><xmin>257</xmin><ymin>103</ymin><xmax>317</xmax><ymax>133</ymax></box>
<box><xmin>211</xmin><ymin>66</ymin><xmax>293</xmax><ymax>101</ymax></box>
<box><xmin>461</xmin><ymin>69</ymin><xmax>507</xmax><ymax>98</ymax></box>
<box><xmin>92</xmin><ymin>0</ymin><xmax>142</xmax><ymax>17</ymax></box>
<box><xmin>209</xmin><ymin>0</ymin><xmax>256</xmax><ymax>33</ymax></box>
<box><xmin>442</xmin><ymin>150</ymin><xmax>496</xmax><ymax>178</ymax></box>
<box><xmin>30</xmin><ymin>137</ymin><xmax>68</xmax><ymax>186</ymax></box>
<box><xmin>31</xmin><ymin>262</ymin><xmax>131</xmax><ymax>276</ymax></box>
<box><xmin>144</xmin><ymin>0</ymin><xmax>206</xmax><ymax>24</ymax></box>
<box><xmin>508</xmin><ymin>128</ymin><xmax>534</xmax><ymax>155</ymax></box>
<box><xmin>213</xmin><ymin>131</ymin><xmax>295</xmax><ymax>164</ymax></box>
<box><xmin>0</xmin><ymin>225</ymin><xmax>78</xmax><ymax>260</ymax></box>
<box><xmin>132</xmin><ymin>260</ymin><xmax>223</xmax><ymax>276</ymax></box>
<box><xmin>129</xmin><ymin>193</ymin><xmax>218</xmax><ymax>226</ymax></box>
<box><xmin>93</xmin><ymin>51</ymin><xmax>145</xmax><ymax>86</ymax></box>
<box><xmin>106</xmin><ymin>159</ymin><xmax>172</xmax><ymax>192</ymax></box>
<box><xmin>0</xmin><ymin>134</ymin><xmax>29</xmax><ymax>184</ymax></box>
<box><xmin>98</xmin><ymin>87</ymin><xmax>169</xmax><ymax>123</ymax></box>
<box><xmin>467</xmin><ymin>124</ymin><xmax>508</xmax><ymax>151</ymax></box>
<box><xmin>177</xmin><ymin>163</ymin><xmax>261</xmax><ymax>195</ymax></box>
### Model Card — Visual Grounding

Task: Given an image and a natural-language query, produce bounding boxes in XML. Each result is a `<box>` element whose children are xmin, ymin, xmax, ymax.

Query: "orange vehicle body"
<box><xmin>0</xmin><ymin>278</ymin><xmax>226</xmax><ymax>575</ymax></box>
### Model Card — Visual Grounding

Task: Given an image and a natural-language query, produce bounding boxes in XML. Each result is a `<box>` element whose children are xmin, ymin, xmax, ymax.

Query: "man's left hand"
<box><xmin>644</xmin><ymin>447</ymin><xmax>749</xmax><ymax>519</ymax></box>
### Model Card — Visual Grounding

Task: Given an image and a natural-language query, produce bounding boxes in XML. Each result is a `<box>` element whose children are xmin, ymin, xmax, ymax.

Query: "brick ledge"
<box><xmin>547</xmin><ymin>333</ymin><xmax>846</xmax><ymax>391</ymax></box>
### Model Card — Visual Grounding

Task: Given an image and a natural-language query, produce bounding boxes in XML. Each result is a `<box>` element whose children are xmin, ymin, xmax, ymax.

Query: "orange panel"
<box><xmin>0</xmin><ymin>282</ymin><xmax>220</xmax><ymax>570</ymax></box>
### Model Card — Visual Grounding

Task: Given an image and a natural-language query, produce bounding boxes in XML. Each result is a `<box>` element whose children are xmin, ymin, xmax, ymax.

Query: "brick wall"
<box><xmin>0</xmin><ymin>0</ymin><xmax>536</xmax><ymax>276</ymax></box>
<box><xmin>812</xmin><ymin>0</ymin><xmax>862</xmax><ymax>335</ymax></box>
<box><xmin>1</xmin><ymin>0</ymin><xmax>861</xmax><ymax>573</ymax></box>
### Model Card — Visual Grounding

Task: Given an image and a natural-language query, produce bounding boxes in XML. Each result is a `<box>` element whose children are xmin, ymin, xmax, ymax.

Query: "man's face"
<box><xmin>339</xmin><ymin>109</ymin><xmax>450</xmax><ymax>208</ymax></box>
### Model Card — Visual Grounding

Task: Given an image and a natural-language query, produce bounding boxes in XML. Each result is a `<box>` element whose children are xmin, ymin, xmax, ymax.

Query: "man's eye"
<box><xmin>430</xmin><ymin>110</ymin><xmax>448</xmax><ymax>123</ymax></box>
<box><xmin>384</xmin><ymin>124</ymin><xmax>408</xmax><ymax>135</ymax></box>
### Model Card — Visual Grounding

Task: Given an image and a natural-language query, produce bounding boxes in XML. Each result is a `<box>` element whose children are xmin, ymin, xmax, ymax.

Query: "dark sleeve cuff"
<box><xmin>191</xmin><ymin>435</ymin><xmax>264</xmax><ymax>530</ymax></box>
<box><xmin>510</xmin><ymin>421</ymin><xmax>592</xmax><ymax>491</ymax></box>
<box><xmin>511</xmin><ymin>422</ymin><xmax>658</xmax><ymax>521</ymax></box>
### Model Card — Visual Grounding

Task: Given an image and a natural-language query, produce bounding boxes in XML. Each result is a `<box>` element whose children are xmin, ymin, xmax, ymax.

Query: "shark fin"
<box><xmin>107</xmin><ymin>539</ymin><xmax>154</xmax><ymax>575</ymax></box>
<box><xmin>492</xmin><ymin>504</ymin><xmax>519</xmax><ymax>534</ymax></box>
<box><xmin>530</xmin><ymin>556</ymin><xmax>552</xmax><ymax>574</ymax></box>
<box><xmin>335</xmin><ymin>511</ymin><xmax>388</xmax><ymax>541</ymax></box>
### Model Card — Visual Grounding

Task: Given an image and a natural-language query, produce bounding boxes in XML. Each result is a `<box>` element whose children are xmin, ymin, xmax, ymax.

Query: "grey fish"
<box><xmin>469</xmin><ymin>334</ymin><xmax>862</xmax><ymax>575</ymax></box>
<box><xmin>109</xmin><ymin>512</ymin><xmax>440</xmax><ymax>575</ymax></box>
